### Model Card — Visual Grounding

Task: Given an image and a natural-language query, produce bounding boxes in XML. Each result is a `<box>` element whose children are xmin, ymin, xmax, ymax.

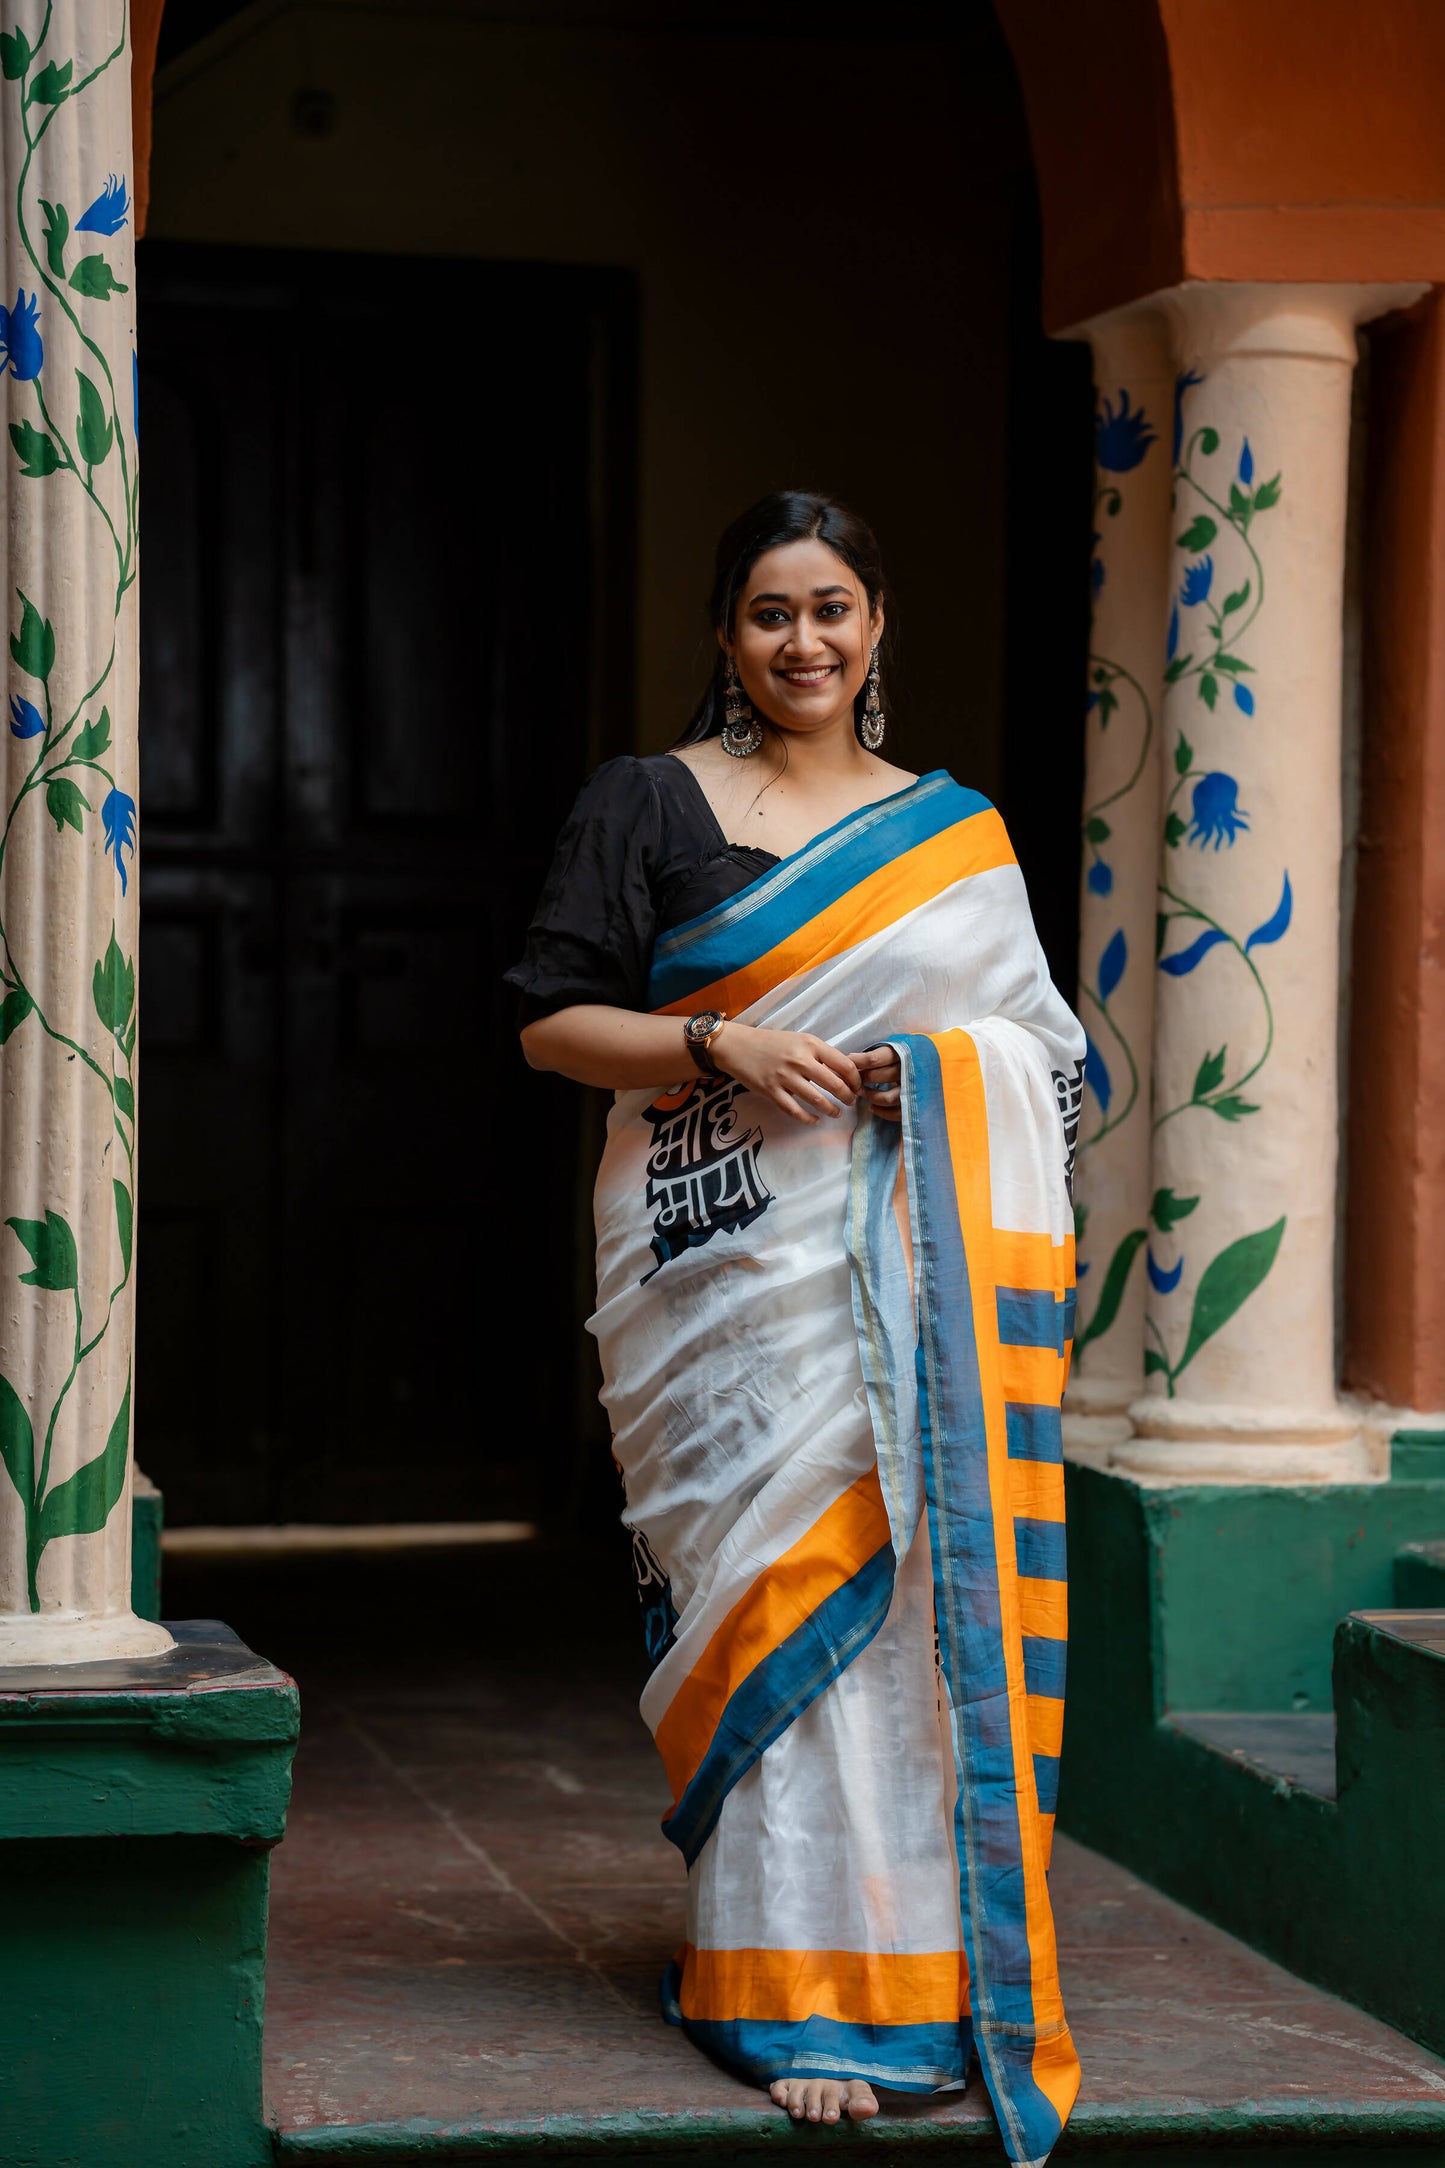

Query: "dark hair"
<box><xmin>675</xmin><ymin>490</ymin><xmax>893</xmax><ymax>747</ymax></box>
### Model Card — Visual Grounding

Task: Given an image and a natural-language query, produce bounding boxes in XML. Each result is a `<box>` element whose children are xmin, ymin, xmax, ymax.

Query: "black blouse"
<box><xmin>505</xmin><ymin>755</ymin><xmax>779</xmax><ymax>1020</ymax></box>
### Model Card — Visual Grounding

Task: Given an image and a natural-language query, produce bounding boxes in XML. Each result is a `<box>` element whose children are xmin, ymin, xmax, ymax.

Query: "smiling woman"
<box><xmin>505</xmin><ymin>493</ymin><xmax>1086</xmax><ymax>2161</ymax></box>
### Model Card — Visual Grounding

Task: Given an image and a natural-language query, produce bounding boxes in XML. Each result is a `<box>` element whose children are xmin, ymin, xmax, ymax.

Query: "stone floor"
<box><xmin>163</xmin><ymin>1543</ymin><xmax>1445</xmax><ymax>2145</ymax></box>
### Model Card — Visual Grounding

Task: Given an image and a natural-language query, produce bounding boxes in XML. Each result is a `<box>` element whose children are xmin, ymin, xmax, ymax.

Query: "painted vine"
<box><xmin>0</xmin><ymin>4</ymin><xmax>138</xmax><ymax>1607</ymax></box>
<box><xmin>1077</xmin><ymin>367</ymin><xmax>1295</xmax><ymax>1389</ymax></box>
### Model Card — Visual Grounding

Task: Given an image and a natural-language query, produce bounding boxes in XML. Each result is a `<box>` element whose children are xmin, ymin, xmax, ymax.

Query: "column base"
<box><xmin>0</xmin><ymin>1608</ymin><xmax>175</xmax><ymax>1666</ymax></box>
<box><xmin>1116</xmin><ymin>1394</ymin><xmax>1380</xmax><ymax>1482</ymax></box>
<box><xmin>1062</xmin><ymin>1409</ymin><xmax>1135</xmax><ymax>1463</ymax></box>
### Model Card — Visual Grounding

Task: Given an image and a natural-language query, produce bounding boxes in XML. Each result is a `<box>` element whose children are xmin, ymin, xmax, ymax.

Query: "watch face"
<box><xmin>687</xmin><ymin>1011</ymin><xmax>723</xmax><ymax>1041</ymax></box>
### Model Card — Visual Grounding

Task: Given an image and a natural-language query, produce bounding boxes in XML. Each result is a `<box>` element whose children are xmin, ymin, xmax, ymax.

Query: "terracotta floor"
<box><xmin>166</xmin><ymin>1546</ymin><xmax>1445</xmax><ymax>2143</ymax></box>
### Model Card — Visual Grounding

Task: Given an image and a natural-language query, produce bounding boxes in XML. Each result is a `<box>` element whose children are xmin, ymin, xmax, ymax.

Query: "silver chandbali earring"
<box><xmin>861</xmin><ymin>644</ymin><xmax>886</xmax><ymax>750</ymax></box>
<box><xmin>721</xmin><ymin>657</ymin><xmax>764</xmax><ymax>758</ymax></box>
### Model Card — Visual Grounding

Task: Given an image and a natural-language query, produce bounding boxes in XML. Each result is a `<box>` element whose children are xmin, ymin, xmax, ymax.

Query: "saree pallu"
<box><xmin>589</xmin><ymin>771</ymin><xmax>1086</xmax><ymax>2167</ymax></box>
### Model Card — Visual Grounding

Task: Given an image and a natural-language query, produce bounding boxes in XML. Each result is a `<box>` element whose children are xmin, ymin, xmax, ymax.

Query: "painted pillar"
<box><xmin>1066</xmin><ymin>304</ymin><xmax>1172</xmax><ymax>1448</ymax></box>
<box><xmin>0</xmin><ymin>6</ymin><xmax>170</xmax><ymax>1658</ymax></box>
<box><xmin>1116</xmin><ymin>282</ymin><xmax>1424</xmax><ymax>1482</ymax></box>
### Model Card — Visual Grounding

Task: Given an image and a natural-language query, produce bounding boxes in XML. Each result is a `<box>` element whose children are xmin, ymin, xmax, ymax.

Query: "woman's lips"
<box><xmin>775</xmin><ymin>664</ymin><xmax>839</xmax><ymax>686</ymax></box>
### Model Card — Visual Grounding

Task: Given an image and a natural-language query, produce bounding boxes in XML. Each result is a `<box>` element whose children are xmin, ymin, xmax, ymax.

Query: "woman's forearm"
<box><xmin>520</xmin><ymin>1003</ymin><xmax>699</xmax><ymax>1091</ymax></box>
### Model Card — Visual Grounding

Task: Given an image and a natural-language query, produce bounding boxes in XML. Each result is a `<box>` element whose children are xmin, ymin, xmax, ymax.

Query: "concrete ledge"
<box><xmin>0</xmin><ymin>1619</ymin><xmax>298</xmax><ymax>1842</ymax></box>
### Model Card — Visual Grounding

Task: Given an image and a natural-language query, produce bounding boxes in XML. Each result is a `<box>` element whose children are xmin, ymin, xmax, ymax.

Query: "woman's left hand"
<box><xmin>852</xmin><ymin>1044</ymin><xmax>901</xmax><ymax>1122</ymax></box>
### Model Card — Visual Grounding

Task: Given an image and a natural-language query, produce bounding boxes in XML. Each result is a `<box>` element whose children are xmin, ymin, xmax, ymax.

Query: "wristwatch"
<box><xmin>683</xmin><ymin>1010</ymin><xmax>728</xmax><ymax>1077</ymax></box>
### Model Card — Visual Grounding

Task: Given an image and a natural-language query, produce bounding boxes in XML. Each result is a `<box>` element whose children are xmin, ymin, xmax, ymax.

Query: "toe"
<box><xmin>845</xmin><ymin>2082</ymin><xmax>880</xmax><ymax>2121</ymax></box>
<box><xmin>805</xmin><ymin>2082</ymin><xmax>825</xmax><ymax>2122</ymax></box>
<box><xmin>821</xmin><ymin>2083</ymin><xmax>842</xmax><ymax>2124</ymax></box>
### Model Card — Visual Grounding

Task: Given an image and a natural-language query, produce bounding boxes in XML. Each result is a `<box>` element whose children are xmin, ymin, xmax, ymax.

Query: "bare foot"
<box><xmin>769</xmin><ymin>2077</ymin><xmax>880</xmax><ymax>2124</ymax></box>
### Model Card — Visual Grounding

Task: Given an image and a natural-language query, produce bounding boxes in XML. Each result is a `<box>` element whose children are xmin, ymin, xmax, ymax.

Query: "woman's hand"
<box><xmin>851</xmin><ymin>1044</ymin><xmax>901</xmax><ymax>1122</ymax></box>
<box><xmin>717</xmin><ymin>1025</ymin><xmax>862</xmax><ymax>1124</ymax></box>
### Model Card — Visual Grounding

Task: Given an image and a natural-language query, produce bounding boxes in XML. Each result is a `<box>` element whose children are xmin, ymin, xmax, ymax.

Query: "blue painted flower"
<box><xmin>1087</xmin><ymin>858</ymin><xmax>1113</xmax><ymax>896</ymax></box>
<box><xmin>1167</xmin><ymin>604</ymin><xmax>1180</xmax><ymax>661</ymax></box>
<box><xmin>1180</xmin><ymin>555</ymin><xmax>1213</xmax><ymax>608</ymax></box>
<box><xmin>8</xmin><ymin>695</ymin><xmax>43</xmax><ymax>739</ymax></box>
<box><xmin>1172</xmin><ymin>369</ymin><xmax>1204</xmax><ymax>462</ymax></box>
<box><xmin>1187</xmin><ymin>771</ymin><xmax>1249</xmax><ymax>850</ymax></box>
<box><xmin>1095</xmin><ymin>389</ymin><xmax>1157</xmax><ymax>474</ymax></box>
<box><xmin>75</xmin><ymin>174</ymin><xmax>129</xmax><ymax>236</ymax></box>
<box><xmin>1238</xmin><ymin>436</ymin><xmax>1254</xmax><ymax>485</ymax></box>
<box><xmin>1159</xmin><ymin>925</ymin><xmax>1228</xmax><ymax>976</ymax></box>
<box><xmin>1147</xmin><ymin>1249</ymin><xmax>1184</xmax><ymax>1295</ymax></box>
<box><xmin>1091</xmin><ymin>555</ymin><xmax>1105</xmax><ymax>597</ymax></box>
<box><xmin>1234</xmin><ymin>682</ymin><xmax>1255</xmax><ymax>716</ymax></box>
<box><xmin>0</xmin><ymin>290</ymin><xmax>43</xmax><ymax>381</ymax></box>
<box><xmin>101</xmin><ymin>788</ymin><xmax>136</xmax><ymax>894</ymax></box>
<box><xmin>1098</xmin><ymin>928</ymin><xmax>1128</xmax><ymax>1002</ymax></box>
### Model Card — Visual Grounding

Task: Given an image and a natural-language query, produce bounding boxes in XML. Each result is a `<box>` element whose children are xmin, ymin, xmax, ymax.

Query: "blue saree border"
<box><xmin>662</xmin><ymin>1542</ymin><xmax>896</xmax><ymax>1869</ymax></box>
<box><xmin>646</xmin><ymin>770</ymin><xmax>989</xmax><ymax>1011</ymax></box>
<box><xmin>892</xmin><ymin>1033</ymin><xmax>1069</xmax><ymax>2168</ymax></box>
<box><xmin>661</xmin><ymin>1960</ymin><xmax>974</xmax><ymax>2094</ymax></box>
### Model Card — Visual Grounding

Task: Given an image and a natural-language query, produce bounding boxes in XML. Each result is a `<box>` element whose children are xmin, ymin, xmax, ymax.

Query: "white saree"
<box><xmin>589</xmin><ymin>771</ymin><xmax>1086</xmax><ymax>2166</ymax></box>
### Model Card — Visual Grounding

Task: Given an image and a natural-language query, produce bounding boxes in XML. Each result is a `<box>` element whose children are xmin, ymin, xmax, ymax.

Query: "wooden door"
<box><xmin>136</xmin><ymin>244</ymin><xmax>635</xmax><ymax>1525</ymax></box>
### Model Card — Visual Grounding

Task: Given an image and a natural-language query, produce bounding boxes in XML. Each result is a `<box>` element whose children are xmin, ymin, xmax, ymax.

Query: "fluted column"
<box><xmin>1066</xmin><ymin>305</ymin><xmax>1172</xmax><ymax>1448</ymax></box>
<box><xmin>1115</xmin><ymin>282</ymin><xmax>1424</xmax><ymax>1481</ymax></box>
<box><xmin>0</xmin><ymin>6</ymin><xmax>170</xmax><ymax>1657</ymax></box>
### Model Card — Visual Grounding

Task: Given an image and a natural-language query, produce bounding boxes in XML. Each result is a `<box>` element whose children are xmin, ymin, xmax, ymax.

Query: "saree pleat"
<box><xmin>590</xmin><ymin>772</ymin><xmax>1084</xmax><ymax>2165</ymax></box>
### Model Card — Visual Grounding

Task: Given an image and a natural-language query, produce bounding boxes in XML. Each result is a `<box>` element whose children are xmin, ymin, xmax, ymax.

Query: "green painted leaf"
<box><xmin>1143</xmin><ymin>1347</ymin><xmax>1171</xmax><ymax>1378</ymax></box>
<box><xmin>45</xmin><ymin>776</ymin><xmax>88</xmax><ymax>834</ymax></box>
<box><xmin>1253</xmin><ymin>474</ymin><xmax>1282</xmax><ymax>511</ymax></box>
<box><xmin>1084</xmin><ymin>816</ymin><xmax>1111</xmax><ymax>845</ymax></box>
<box><xmin>1211</xmin><ymin>1093</ymin><xmax>1260</xmax><ymax>1122</ymax></box>
<box><xmin>1198</xmin><ymin>427</ymin><xmax>1220</xmax><ymax>456</ymax></box>
<box><xmin>1174</xmin><ymin>732</ymin><xmax>1193</xmax><ymax>776</ymax></box>
<box><xmin>1199</xmin><ymin>672</ymin><xmax>1218</xmax><ymax>710</ymax></box>
<box><xmin>1213</xmin><ymin>653</ymin><xmax>1253</xmax><ymax>675</ymax></box>
<box><xmin>39</xmin><ymin>196</ymin><xmax>67</xmax><ymax>275</ymax></box>
<box><xmin>39</xmin><ymin>1372</ymin><xmax>131</xmax><ymax>1546</ymax></box>
<box><xmin>71</xmin><ymin>706</ymin><xmax>111</xmax><ymax>760</ymax></box>
<box><xmin>0</xmin><ymin>1373</ymin><xmax>34</xmax><ymax>1509</ymax></box>
<box><xmin>29</xmin><ymin>55</ymin><xmax>72</xmax><ymax>103</ymax></box>
<box><xmin>93</xmin><ymin>927</ymin><xmax>135</xmax><ymax>1036</ymax></box>
<box><xmin>1178</xmin><ymin>515</ymin><xmax>1217</xmax><ymax>553</ymax></box>
<box><xmin>1193</xmin><ymin>1045</ymin><xmax>1227</xmax><ymax>1099</ymax></box>
<box><xmin>8</xmin><ymin>419</ymin><xmax>59</xmax><ymax>478</ymax></box>
<box><xmin>0</xmin><ymin>25</ymin><xmax>32</xmax><ymax>77</ymax></box>
<box><xmin>69</xmin><ymin>253</ymin><xmax>127</xmax><ymax>300</ymax></box>
<box><xmin>11</xmin><ymin>591</ymin><xmax>54</xmax><ymax>679</ymax></box>
<box><xmin>1074</xmin><ymin>1227</ymin><xmax>1147</xmax><ymax>1360</ymax></box>
<box><xmin>1176</xmin><ymin>1217</ymin><xmax>1286</xmax><ymax>1380</ymax></box>
<box><xmin>1221</xmin><ymin>581</ymin><xmax>1250</xmax><ymax>616</ymax></box>
<box><xmin>1163</xmin><ymin>654</ymin><xmax>1193</xmax><ymax>684</ymax></box>
<box><xmin>92</xmin><ymin>926</ymin><xmax>134</xmax><ymax>1035</ymax></box>
<box><xmin>123</xmin><ymin>1012</ymin><xmax>137</xmax><ymax>1062</ymax></box>
<box><xmin>1096</xmin><ymin>688</ymin><xmax>1118</xmax><ymax>726</ymax></box>
<box><xmin>113</xmin><ymin>1074</ymin><xmax>135</xmax><ymax>1121</ymax></box>
<box><xmin>74</xmin><ymin>370</ymin><xmax>112</xmax><ymax>467</ymax></box>
<box><xmin>113</xmin><ymin>1179</ymin><xmax>132</xmax><ymax>1274</ymax></box>
<box><xmin>7</xmin><ymin>1208</ymin><xmax>77</xmax><ymax>1292</ymax></box>
<box><xmin>1229</xmin><ymin>482</ymin><xmax>1252</xmax><ymax>522</ymax></box>
<box><xmin>1151</xmin><ymin>1188</ymin><xmax>1199</xmax><ymax>1233</ymax></box>
<box><xmin>1164</xmin><ymin>811</ymin><xmax>1187</xmax><ymax>849</ymax></box>
<box><xmin>0</xmin><ymin>987</ymin><xmax>33</xmax><ymax>1043</ymax></box>
<box><xmin>1073</xmin><ymin>1201</ymin><xmax>1089</xmax><ymax>1244</ymax></box>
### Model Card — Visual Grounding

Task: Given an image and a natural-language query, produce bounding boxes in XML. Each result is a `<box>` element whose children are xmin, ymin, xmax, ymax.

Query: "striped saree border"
<box><xmin>663</xmin><ymin>1959</ymin><xmax>973</xmax><ymax>2094</ymax></box>
<box><xmin>646</xmin><ymin>774</ymin><xmax>1007</xmax><ymax>1016</ymax></box>
<box><xmin>895</xmin><ymin>1029</ymin><xmax>1079</xmax><ymax>2167</ymax></box>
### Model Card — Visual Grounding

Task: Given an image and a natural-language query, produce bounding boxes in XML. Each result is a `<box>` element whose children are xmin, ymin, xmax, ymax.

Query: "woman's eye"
<box><xmin>818</xmin><ymin>603</ymin><xmax>849</xmax><ymax>619</ymax></box>
<box><xmin>755</xmin><ymin>609</ymin><xmax>789</xmax><ymax>626</ymax></box>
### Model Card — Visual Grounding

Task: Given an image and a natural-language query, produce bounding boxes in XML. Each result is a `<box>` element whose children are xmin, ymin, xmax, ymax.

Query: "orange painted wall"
<box><xmin>131</xmin><ymin>0</ymin><xmax>166</xmax><ymax>237</ymax></box>
<box><xmin>1347</xmin><ymin>294</ymin><xmax>1445</xmax><ymax>1408</ymax></box>
<box><xmin>997</xmin><ymin>0</ymin><xmax>1445</xmax><ymax>327</ymax></box>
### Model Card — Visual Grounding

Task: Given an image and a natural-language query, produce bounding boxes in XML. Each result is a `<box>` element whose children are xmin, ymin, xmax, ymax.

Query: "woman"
<box><xmin>508</xmin><ymin>493</ymin><xmax>1084</xmax><ymax>2163</ymax></box>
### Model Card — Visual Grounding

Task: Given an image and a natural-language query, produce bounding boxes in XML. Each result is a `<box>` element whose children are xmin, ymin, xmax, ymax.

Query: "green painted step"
<box><xmin>273</xmin><ymin>2100</ymin><xmax>1445</xmax><ymax>2167</ymax></box>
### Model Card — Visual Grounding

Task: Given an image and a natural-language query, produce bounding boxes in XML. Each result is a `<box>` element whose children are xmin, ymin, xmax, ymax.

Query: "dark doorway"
<box><xmin>135</xmin><ymin>243</ymin><xmax>636</xmax><ymax>1527</ymax></box>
